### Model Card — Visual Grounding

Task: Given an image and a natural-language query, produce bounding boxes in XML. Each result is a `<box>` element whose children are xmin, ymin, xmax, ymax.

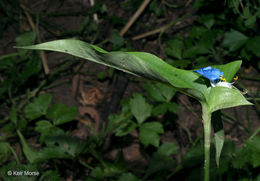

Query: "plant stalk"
<box><xmin>202</xmin><ymin>104</ymin><xmax>211</xmax><ymax>181</ymax></box>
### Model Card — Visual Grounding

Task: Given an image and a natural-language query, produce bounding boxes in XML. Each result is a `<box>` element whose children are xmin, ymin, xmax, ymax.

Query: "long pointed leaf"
<box><xmin>16</xmin><ymin>40</ymin><xmax>199</xmax><ymax>86</ymax></box>
<box><xmin>17</xmin><ymin>39</ymin><xmax>252</xmax><ymax>110</ymax></box>
<box><xmin>212</xmin><ymin>111</ymin><xmax>224</xmax><ymax>167</ymax></box>
<box><xmin>17</xmin><ymin>130</ymin><xmax>38</xmax><ymax>163</ymax></box>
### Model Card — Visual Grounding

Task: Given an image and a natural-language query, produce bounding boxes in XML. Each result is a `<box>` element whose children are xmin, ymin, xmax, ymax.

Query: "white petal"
<box><xmin>210</xmin><ymin>82</ymin><xmax>216</xmax><ymax>87</ymax></box>
<box><xmin>215</xmin><ymin>82</ymin><xmax>233</xmax><ymax>88</ymax></box>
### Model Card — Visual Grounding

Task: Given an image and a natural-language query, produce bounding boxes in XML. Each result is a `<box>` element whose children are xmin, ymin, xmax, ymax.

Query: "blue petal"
<box><xmin>194</xmin><ymin>66</ymin><xmax>223</xmax><ymax>83</ymax></box>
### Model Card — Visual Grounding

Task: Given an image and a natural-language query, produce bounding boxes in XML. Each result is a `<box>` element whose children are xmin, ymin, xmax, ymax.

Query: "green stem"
<box><xmin>249</xmin><ymin>126</ymin><xmax>260</xmax><ymax>140</ymax></box>
<box><xmin>8</xmin><ymin>144</ymin><xmax>20</xmax><ymax>164</ymax></box>
<box><xmin>202</xmin><ymin>104</ymin><xmax>211</xmax><ymax>181</ymax></box>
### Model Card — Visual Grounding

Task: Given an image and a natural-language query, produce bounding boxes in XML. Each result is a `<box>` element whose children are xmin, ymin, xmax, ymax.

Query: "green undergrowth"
<box><xmin>0</xmin><ymin>0</ymin><xmax>260</xmax><ymax>180</ymax></box>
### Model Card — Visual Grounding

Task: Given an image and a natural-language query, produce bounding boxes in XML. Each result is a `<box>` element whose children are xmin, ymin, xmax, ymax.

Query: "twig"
<box><xmin>185</xmin><ymin>0</ymin><xmax>193</xmax><ymax>7</ymax></box>
<box><xmin>132</xmin><ymin>15</ymin><xmax>187</xmax><ymax>40</ymax></box>
<box><xmin>132</xmin><ymin>26</ymin><xmax>165</xmax><ymax>40</ymax></box>
<box><xmin>89</xmin><ymin>0</ymin><xmax>99</xmax><ymax>23</ymax></box>
<box><xmin>72</xmin><ymin>60</ymin><xmax>86</xmax><ymax>98</ymax></box>
<box><xmin>20</xmin><ymin>4</ymin><xmax>50</xmax><ymax>74</ymax></box>
<box><xmin>120</xmin><ymin>0</ymin><xmax>151</xmax><ymax>36</ymax></box>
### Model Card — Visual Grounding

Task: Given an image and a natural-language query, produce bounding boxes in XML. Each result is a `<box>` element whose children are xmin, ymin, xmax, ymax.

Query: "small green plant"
<box><xmin>17</xmin><ymin>39</ymin><xmax>252</xmax><ymax>180</ymax></box>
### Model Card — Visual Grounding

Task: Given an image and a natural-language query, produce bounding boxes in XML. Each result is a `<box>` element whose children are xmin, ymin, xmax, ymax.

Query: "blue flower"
<box><xmin>194</xmin><ymin>66</ymin><xmax>224</xmax><ymax>83</ymax></box>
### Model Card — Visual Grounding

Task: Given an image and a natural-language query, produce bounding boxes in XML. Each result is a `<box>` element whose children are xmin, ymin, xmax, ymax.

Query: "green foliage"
<box><xmin>222</xmin><ymin>30</ymin><xmax>248</xmax><ymax>51</ymax></box>
<box><xmin>149</xmin><ymin>0</ymin><xmax>164</xmax><ymax>17</ymax></box>
<box><xmin>109</xmin><ymin>30</ymin><xmax>125</xmax><ymax>50</ymax></box>
<box><xmin>24</xmin><ymin>94</ymin><xmax>52</xmax><ymax>120</ymax></box>
<box><xmin>129</xmin><ymin>93</ymin><xmax>153</xmax><ymax>124</ymax></box>
<box><xmin>17</xmin><ymin>130</ymin><xmax>38</xmax><ymax>163</ymax></box>
<box><xmin>212</xmin><ymin>111</ymin><xmax>224</xmax><ymax>167</ymax></box>
<box><xmin>34</xmin><ymin>120</ymin><xmax>52</xmax><ymax>133</ymax></box>
<box><xmin>145</xmin><ymin>142</ymin><xmax>178</xmax><ymax>177</ymax></box>
<box><xmin>118</xmin><ymin>172</ymin><xmax>140</xmax><ymax>181</ymax></box>
<box><xmin>17</xmin><ymin>40</ymin><xmax>251</xmax><ymax>112</ymax></box>
<box><xmin>165</xmin><ymin>39</ymin><xmax>184</xmax><ymax>60</ymax></box>
<box><xmin>0</xmin><ymin>142</ymin><xmax>12</xmax><ymax>165</ymax></box>
<box><xmin>0</xmin><ymin>161</ymin><xmax>38</xmax><ymax>181</ymax></box>
<box><xmin>16</xmin><ymin>31</ymin><xmax>37</xmax><ymax>57</ymax></box>
<box><xmin>46</xmin><ymin>103</ymin><xmax>77</xmax><ymax>125</ymax></box>
<box><xmin>17</xmin><ymin>37</ymin><xmax>252</xmax><ymax>181</ymax></box>
<box><xmin>139</xmin><ymin>122</ymin><xmax>164</xmax><ymax>147</ymax></box>
<box><xmin>39</xmin><ymin>170</ymin><xmax>61</xmax><ymax>181</ymax></box>
<box><xmin>143</xmin><ymin>82</ymin><xmax>176</xmax><ymax>102</ymax></box>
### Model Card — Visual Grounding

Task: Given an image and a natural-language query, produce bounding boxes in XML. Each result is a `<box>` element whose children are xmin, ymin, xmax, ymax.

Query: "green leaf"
<box><xmin>39</xmin><ymin>126</ymin><xmax>64</xmax><ymax>144</ymax></box>
<box><xmin>97</xmin><ymin>71</ymin><xmax>107</xmax><ymax>80</ymax></box>
<box><xmin>245</xmin><ymin>15</ymin><xmax>256</xmax><ymax>28</ymax></box>
<box><xmin>17</xmin><ymin>130</ymin><xmax>38</xmax><ymax>163</ymax></box>
<box><xmin>9</xmin><ymin>105</ymin><xmax>17</xmax><ymax>124</ymax></box>
<box><xmin>197</xmin><ymin>14</ymin><xmax>215</xmax><ymax>29</ymax></box>
<box><xmin>35</xmin><ymin>147</ymin><xmax>70</xmax><ymax>162</ymax></box>
<box><xmin>213</xmin><ymin>60</ymin><xmax>241</xmax><ymax>82</ymax></box>
<box><xmin>129</xmin><ymin>93</ymin><xmax>152</xmax><ymax>124</ymax></box>
<box><xmin>152</xmin><ymin>103</ymin><xmax>168</xmax><ymax>116</ymax></box>
<box><xmin>119</xmin><ymin>173</ymin><xmax>140</xmax><ymax>181</ymax></box>
<box><xmin>37</xmin><ymin>132</ymin><xmax>82</xmax><ymax>160</ymax></box>
<box><xmin>34</xmin><ymin>120</ymin><xmax>53</xmax><ymax>133</ymax></box>
<box><xmin>109</xmin><ymin>30</ymin><xmax>125</xmax><ymax>50</ymax></box>
<box><xmin>202</xmin><ymin>61</ymin><xmax>253</xmax><ymax>112</ymax></box>
<box><xmin>0</xmin><ymin>53</ymin><xmax>17</xmax><ymax>70</ymax></box>
<box><xmin>102</xmin><ymin>162</ymin><xmax>125</xmax><ymax>178</ymax></box>
<box><xmin>212</xmin><ymin>111</ymin><xmax>224</xmax><ymax>167</ymax></box>
<box><xmin>165</xmin><ymin>39</ymin><xmax>183</xmax><ymax>59</ymax></box>
<box><xmin>233</xmin><ymin>136</ymin><xmax>260</xmax><ymax>168</ymax></box>
<box><xmin>15</xmin><ymin>39</ymin><xmax>200</xmax><ymax>91</ymax></box>
<box><xmin>152</xmin><ymin>102</ymin><xmax>179</xmax><ymax>116</ymax></box>
<box><xmin>91</xmin><ymin>167</ymin><xmax>104</xmax><ymax>180</ymax></box>
<box><xmin>232</xmin><ymin>146</ymin><xmax>250</xmax><ymax>169</ymax></box>
<box><xmin>143</xmin><ymin>82</ymin><xmax>176</xmax><ymax>102</ymax></box>
<box><xmin>167</xmin><ymin>102</ymin><xmax>179</xmax><ymax>114</ymax></box>
<box><xmin>207</xmin><ymin>87</ymin><xmax>252</xmax><ymax>113</ymax></box>
<box><xmin>257</xmin><ymin>174</ymin><xmax>260</xmax><ymax>181</ymax></box>
<box><xmin>222</xmin><ymin>30</ymin><xmax>248</xmax><ymax>51</ymax></box>
<box><xmin>157</xmin><ymin>142</ymin><xmax>178</xmax><ymax>156</ymax></box>
<box><xmin>189</xmin><ymin>26</ymin><xmax>207</xmax><ymax>39</ymax></box>
<box><xmin>182</xmin><ymin>144</ymin><xmax>204</xmax><ymax>168</ymax></box>
<box><xmin>17</xmin><ymin>40</ymin><xmax>252</xmax><ymax>111</ymax></box>
<box><xmin>145</xmin><ymin>143</ymin><xmax>177</xmax><ymax>177</ymax></box>
<box><xmin>16</xmin><ymin>31</ymin><xmax>37</xmax><ymax>57</ymax></box>
<box><xmin>39</xmin><ymin>170</ymin><xmax>61</xmax><ymax>181</ymax></box>
<box><xmin>183</xmin><ymin>45</ymin><xmax>209</xmax><ymax>58</ymax></box>
<box><xmin>0</xmin><ymin>142</ymin><xmax>12</xmax><ymax>164</ymax></box>
<box><xmin>24</xmin><ymin>94</ymin><xmax>52</xmax><ymax>120</ymax></box>
<box><xmin>168</xmin><ymin>59</ymin><xmax>190</xmax><ymax>69</ymax></box>
<box><xmin>198</xmin><ymin>30</ymin><xmax>219</xmax><ymax>49</ymax></box>
<box><xmin>149</xmin><ymin>0</ymin><xmax>164</xmax><ymax>17</ymax></box>
<box><xmin>21</xmin><ymin>57</ymin><xmax>42</xmax><ymax>79</ymax></box>
<box><xmin>139</xmin><ymin>122</ymin><xmax>164</xmax><ymax>147</ymax></box>
<box><xmin>46</xmin><ymin>103</ymin><xmax>77</xmax><ymax>125</ymax></box>
<box><xmin>252</xmin><ymin>152</ymin><xmax>260</xmax><ymax>168</ymax></box>
<box><xmin>114</xmin><ymin>119</ymin><xmax>137</xmax><ymax>137</ymax></box>
<box><xmin>1</xmin><ymin>123</ymin><xmax>16</xmax><ymax>134</ymax></box>
<box><xmin>245</xmin><ymin>136</ymin><xmax>260</xmax><ymax>153</ymax></box>
<box><xmin>246</xmin><ymin>36</ymin><xmax>260</xmax><ymax>57</ymax></box>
